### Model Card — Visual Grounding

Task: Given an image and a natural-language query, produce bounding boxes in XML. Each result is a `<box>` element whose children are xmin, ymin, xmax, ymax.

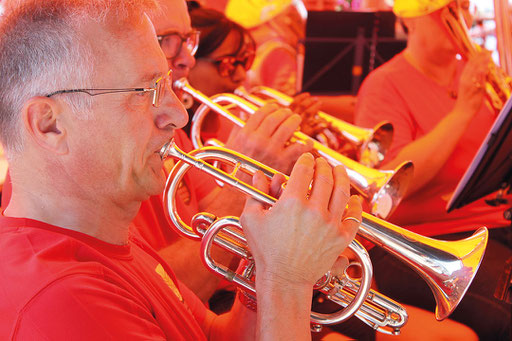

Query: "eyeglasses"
<box><xmin>45</xmin><ymin>70</ymin><xmax>173</xmax><ymax>108</ymax></box>
<box><xmin>202</xmin><ymin>50</ymin><xmax>255</xmax><ymax>78</ymax></box>
<box><xmin>157</xmin><ymin>30</ymin><xmax>200</xmax><ymax>59</ymax></box>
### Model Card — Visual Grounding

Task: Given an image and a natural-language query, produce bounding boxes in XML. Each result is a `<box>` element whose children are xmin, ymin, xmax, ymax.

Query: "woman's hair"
<box><xmin>189</xmin><ymin>5</ymin><xmax>255</xmax><ymax>58</ymax></box>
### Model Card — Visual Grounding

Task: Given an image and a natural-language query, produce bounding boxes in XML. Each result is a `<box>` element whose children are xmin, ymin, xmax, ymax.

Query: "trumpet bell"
<box><xmin>424</xmin><ymin>227</ymin><xmax>488</xmax><ymax>320</ymax></box>
<box><xmin>345</xmin><ymin>120</ymin><xmax>394</xmax><ymax>168</ymax></box>
<box><xmin>358</xmin><ymin>216</ymin><xmax>488</xmax><ymax>321</ymax></box>
<box><xmin>366</xmin><ymin>160</ymin><xmax>414</xmax><ymax>219</ymax></box>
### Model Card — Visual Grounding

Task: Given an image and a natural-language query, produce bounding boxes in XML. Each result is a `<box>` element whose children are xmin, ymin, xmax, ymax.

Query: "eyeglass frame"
<box><xmin>200</xmin><ymin>49</ymin><xmax>255</xmax><ymax>78</ymax></box>
<box><xmin>45</xmin><ymin>69</ymin><xmax>173</xmax><ymax>108</ymax></box>
<box><xmin>157</xmin><ymin>30</ymin><xmax>200</xmax><ymax>59</ymax></box>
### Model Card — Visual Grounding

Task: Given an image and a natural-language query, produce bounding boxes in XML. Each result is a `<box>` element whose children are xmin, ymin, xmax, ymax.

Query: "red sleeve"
<box><xmin>178</xmin><ymin>280</ymin><xmax>209</xmax><ymax>327</ymax></box>
<box><xmin>354</xmin><ymin>70</ymin><xmax>417</xmax><ymax>163</ymax></box>
<box><xmin>13</xmin><ymin>275</ymin><xmax>167</xmax><ymax>340</ymax></box>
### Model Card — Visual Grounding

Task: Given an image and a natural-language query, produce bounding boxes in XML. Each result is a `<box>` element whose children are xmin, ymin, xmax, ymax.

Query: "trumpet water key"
<box><xmin>160</xmin><ymin>140</ymin><xmax>488</xmax><ymax>333</ymax></box>
<box><xmin>174</xmin><ymin>78</ymin><xmax>413</xmax><ymax>220</ymax></box>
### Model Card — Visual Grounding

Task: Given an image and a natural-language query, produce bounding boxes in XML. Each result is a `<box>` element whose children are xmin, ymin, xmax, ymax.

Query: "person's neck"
<box><xmin>5</xmin><ymin>178</ymin><xmax>140</xmax><ymax>245</ymax></box>
<box><xmin>403</xmin><ymin>46</ymin><xmax>458</xmax><ymax>88</ymax></box>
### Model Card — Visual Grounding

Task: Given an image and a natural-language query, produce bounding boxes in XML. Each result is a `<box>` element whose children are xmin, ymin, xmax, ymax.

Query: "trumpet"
<box><xmin>234</xmin><ymin>85</ymin><xmax>393</xmax><ymax>168</ymax></box>
<box><xmin>174</xmin><ymin>78</ymin><xmax>413</xmax><ymax>220</ymax></box>
<box><xmin>440</xmin><ymin>1</ymin><xmax>511</xmax><ymax>114</ymax></box>
<box><xmin>160</xmin><ymin>140</ymin><xmax>488</xmax><ymax>333</ymax></box>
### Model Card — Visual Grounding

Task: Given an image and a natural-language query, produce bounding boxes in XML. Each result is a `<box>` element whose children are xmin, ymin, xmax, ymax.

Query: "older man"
<box><xmin>134</xmin><ymin>0</ymin><xmax>315</xmax><ymax>302</ymax></box>
<box><xmin>0</xmin><ymin>0</ymin><xmax>361</xmax><ymax>339</ymax></box>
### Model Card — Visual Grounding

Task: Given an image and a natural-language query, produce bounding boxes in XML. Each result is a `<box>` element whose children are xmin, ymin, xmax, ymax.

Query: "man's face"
<box><xmin>409</xmin><ymin>0</ymin><xmax>473</xmax><ymax>57</ymax></box>
<box><xmin>63</xmin><ymin>15</ymin><xmax>188</xmax><ymax>205</ymax></box>
<box><xmin>152</xmin><ymin>0</ymin><xmax>196</xmax><ymax>81</ymax></box>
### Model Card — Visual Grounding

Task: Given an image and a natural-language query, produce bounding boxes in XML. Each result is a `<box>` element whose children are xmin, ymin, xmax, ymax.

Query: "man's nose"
<box><xmin>170</xmin><ymin>44</ymin><xmax>196</xmax><ymax>73</ymax></box>
<box><xmin>154</xmin><ymin>84</ymin><xmax>188</xmax><ymax>130</ymax></box>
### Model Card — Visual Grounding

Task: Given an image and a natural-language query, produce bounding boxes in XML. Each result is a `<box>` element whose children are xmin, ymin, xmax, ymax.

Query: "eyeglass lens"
<box><xmin>160</xmin><ymin>32</ymin><xmax>199</xmax><ymax>59</ymax></box>
<box><xmin>153</xmin><ymin>72</ymin><xmax>172</xmax><ymax>107</ymax></box>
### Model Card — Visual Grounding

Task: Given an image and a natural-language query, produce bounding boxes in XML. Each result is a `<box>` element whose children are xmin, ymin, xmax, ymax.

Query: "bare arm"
<box><xmin>316</xmin><ymin>94</ymin><xmax>357</xmax><ymax>123</ymax></box>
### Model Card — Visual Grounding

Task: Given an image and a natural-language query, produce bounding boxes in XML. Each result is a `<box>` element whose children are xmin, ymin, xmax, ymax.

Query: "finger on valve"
<box><xmin>341</xmin><ymin>195</ymin><xmax>363</xmax><ymax>241</ymax></box>
<box><xmin>330</xmin><ymin>255</ymin><xmax>350</xmax><ymax>279</ymax></box>
<box><xmin>243</xmin><ymin>102</ymin><xmax>280</xmax><ymax>132</ymax></box>
<box><xmin>290</xmin><ymin>92</ymin><xmax>322</xmax><ymax>117</ymax></box>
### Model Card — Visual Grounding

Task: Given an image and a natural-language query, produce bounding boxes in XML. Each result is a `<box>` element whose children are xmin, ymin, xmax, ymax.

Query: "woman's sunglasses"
<box><xmin>202</xmin><ymin>50</ymin><xmax>255</xmax><ymax>78</ymax></box>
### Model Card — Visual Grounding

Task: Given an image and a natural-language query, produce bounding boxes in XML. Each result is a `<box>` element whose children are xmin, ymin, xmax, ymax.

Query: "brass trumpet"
<box><xmin>440</xmin><ymin>1</ymin><xmax>511</xmax><ymax>114</ymax></box>
<box><xmin>234</xmin><ymin>85</ymin><xmax>394</xmax><ymax>168</ymax></box>
<box><xmin>175</xmin><ymin>78</ymin><xmax>413</xmax><ymax>220</ymax></box>
<box><xmin>160</xmin><ymin>140</ymin><xmax>488</xmax><ymax>333</ymax></box>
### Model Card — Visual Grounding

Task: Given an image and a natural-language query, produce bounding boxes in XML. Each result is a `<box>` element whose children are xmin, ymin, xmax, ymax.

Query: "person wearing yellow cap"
<box><xmin>354</xmin><ymin>0</ymin><xmax>511</xmax><ymax>339</ymax></box>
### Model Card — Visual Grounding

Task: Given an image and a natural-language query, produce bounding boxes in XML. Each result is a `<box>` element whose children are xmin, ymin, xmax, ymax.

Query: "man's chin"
<box><xmin>142</xmin><ymin>168</ymin><xmax>167</xmax><ymax>198</ymax></box>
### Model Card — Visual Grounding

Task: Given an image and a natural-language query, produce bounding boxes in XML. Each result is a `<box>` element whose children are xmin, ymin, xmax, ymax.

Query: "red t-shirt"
<box><xmin>355</xmin><ymin>53</ymin><xmax>508</xmax><ymax>236</ymax></box>
<box><xmin>0</xmin><ymin>215</ymin><xmax>208</xmax><ymax>340</ymax></box>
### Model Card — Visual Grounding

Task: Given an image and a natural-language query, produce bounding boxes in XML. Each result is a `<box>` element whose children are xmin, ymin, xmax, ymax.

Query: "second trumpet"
<box><xmin>174</xmin><ymin>78</ymin><xmax>413</xmax><ymax>219</ymax></box>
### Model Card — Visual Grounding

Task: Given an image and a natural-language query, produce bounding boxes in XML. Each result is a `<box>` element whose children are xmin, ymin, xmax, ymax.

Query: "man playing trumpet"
<box><xmin>0</xmin><ymin>0</ymin><xmax>363</xmax><ymax>339</ymax></box>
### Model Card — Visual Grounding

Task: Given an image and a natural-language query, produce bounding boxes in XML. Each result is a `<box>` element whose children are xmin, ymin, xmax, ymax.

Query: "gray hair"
<box><xmin>0</xmin><ymin>0</ymin><xmax>158</xmax><ymax>154</ymax></box>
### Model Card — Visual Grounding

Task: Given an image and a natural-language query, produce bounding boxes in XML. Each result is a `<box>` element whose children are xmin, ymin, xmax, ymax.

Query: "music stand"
<box><xmin>301</xmin><ymin>11</ymin><xmax>406</xmax><ymax>95</ymax></box>
<box><xmin>447</xmin><ymin>95</ymin><xmax>512</xmax><ymax>212</ymax></box>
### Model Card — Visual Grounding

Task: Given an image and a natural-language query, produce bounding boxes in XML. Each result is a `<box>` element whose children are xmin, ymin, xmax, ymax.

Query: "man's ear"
<box><xmin>22</xmin><ymin>97</ymin><xmax>69</xmax><ymax>154</ymax></box>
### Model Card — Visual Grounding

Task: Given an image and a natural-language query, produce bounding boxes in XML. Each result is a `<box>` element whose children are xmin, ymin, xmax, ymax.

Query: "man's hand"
<box><xmin>289</xmin><ymin>92</ymin><xmax>322</xmax><ymax>119</ymax></box>
<box><xmin>456</xmin><ymin>50</ymin><xmax>491</xmax><ymax>114</ymax></box>
<box><xmin>225</xmin><ymin>103</ymin><xmax>313</xmax><ymax>174</ymax></box>
<box><xmin>241</xmin><ymin>153</ymin><xmax>362</xmax><ymax>288</ymax></box>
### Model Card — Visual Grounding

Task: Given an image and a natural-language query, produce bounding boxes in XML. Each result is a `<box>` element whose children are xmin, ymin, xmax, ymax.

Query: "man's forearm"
<box><xmin>209</xmin><ymin>283</ymin><xmax>313</xmax><ymax>341</ymax></box>
<box><xmin>255</xmin><ymin>279</ymin><xmax>313</xmax><ymax>341</ymax></box>
<box><xmin>383</xmin><ymin>105</ymin><xmax>476</xmax><ymax>196</ymax></box>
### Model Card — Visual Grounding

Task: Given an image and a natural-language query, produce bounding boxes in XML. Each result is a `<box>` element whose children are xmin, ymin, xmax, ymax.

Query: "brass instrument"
<box><xmin>234</xmin><ymin>85</ymin><xmax>393</xmax><ymax>168</ymax></box>
<box><xmin>160</xmin><ymin>140</ymin><xmax>488</xmax><ymax>333</ymax></box>
<box><xmin>175</xmin><ymin>78</ymin><xmax>413</xmax><ymax>220</ymax></box>
<box><xmin>494</xmin><ymin>0</ymin><xmax>512</xmax><ymax>76</ymax></box>
<box><xmin>440</xmin><ymin>1</ymin><xmax>511</xmax><ymax>114</ymax></box>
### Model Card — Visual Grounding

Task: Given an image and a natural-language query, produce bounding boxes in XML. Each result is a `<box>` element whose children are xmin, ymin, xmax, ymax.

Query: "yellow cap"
<box><xmin>225</xmin><ymin>0</ymin><xmax>292</xmax><ymax>29</ymax></box>
<box><xmin>393</xmin><ymin>0</ymin><xmax>453</xmax><ymax>18</ymax></box>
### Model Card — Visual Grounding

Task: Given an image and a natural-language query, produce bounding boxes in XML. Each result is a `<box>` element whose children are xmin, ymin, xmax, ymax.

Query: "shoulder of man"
<box><xmin>10</xmin><ymin>272</ymin><xmax>167</xmax><ymax>340</ymax></box>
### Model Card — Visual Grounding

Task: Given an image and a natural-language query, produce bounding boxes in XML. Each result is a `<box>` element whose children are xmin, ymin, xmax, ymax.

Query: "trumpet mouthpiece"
<box><xmin>173</xmin><ymin>77</ymin><xmax>188</xmax><ymax>91</ymax></box>
<box><xmin>159</xmin><ymin>139</ymin><xmax>175</xmax><ymax>160</ymax></box>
